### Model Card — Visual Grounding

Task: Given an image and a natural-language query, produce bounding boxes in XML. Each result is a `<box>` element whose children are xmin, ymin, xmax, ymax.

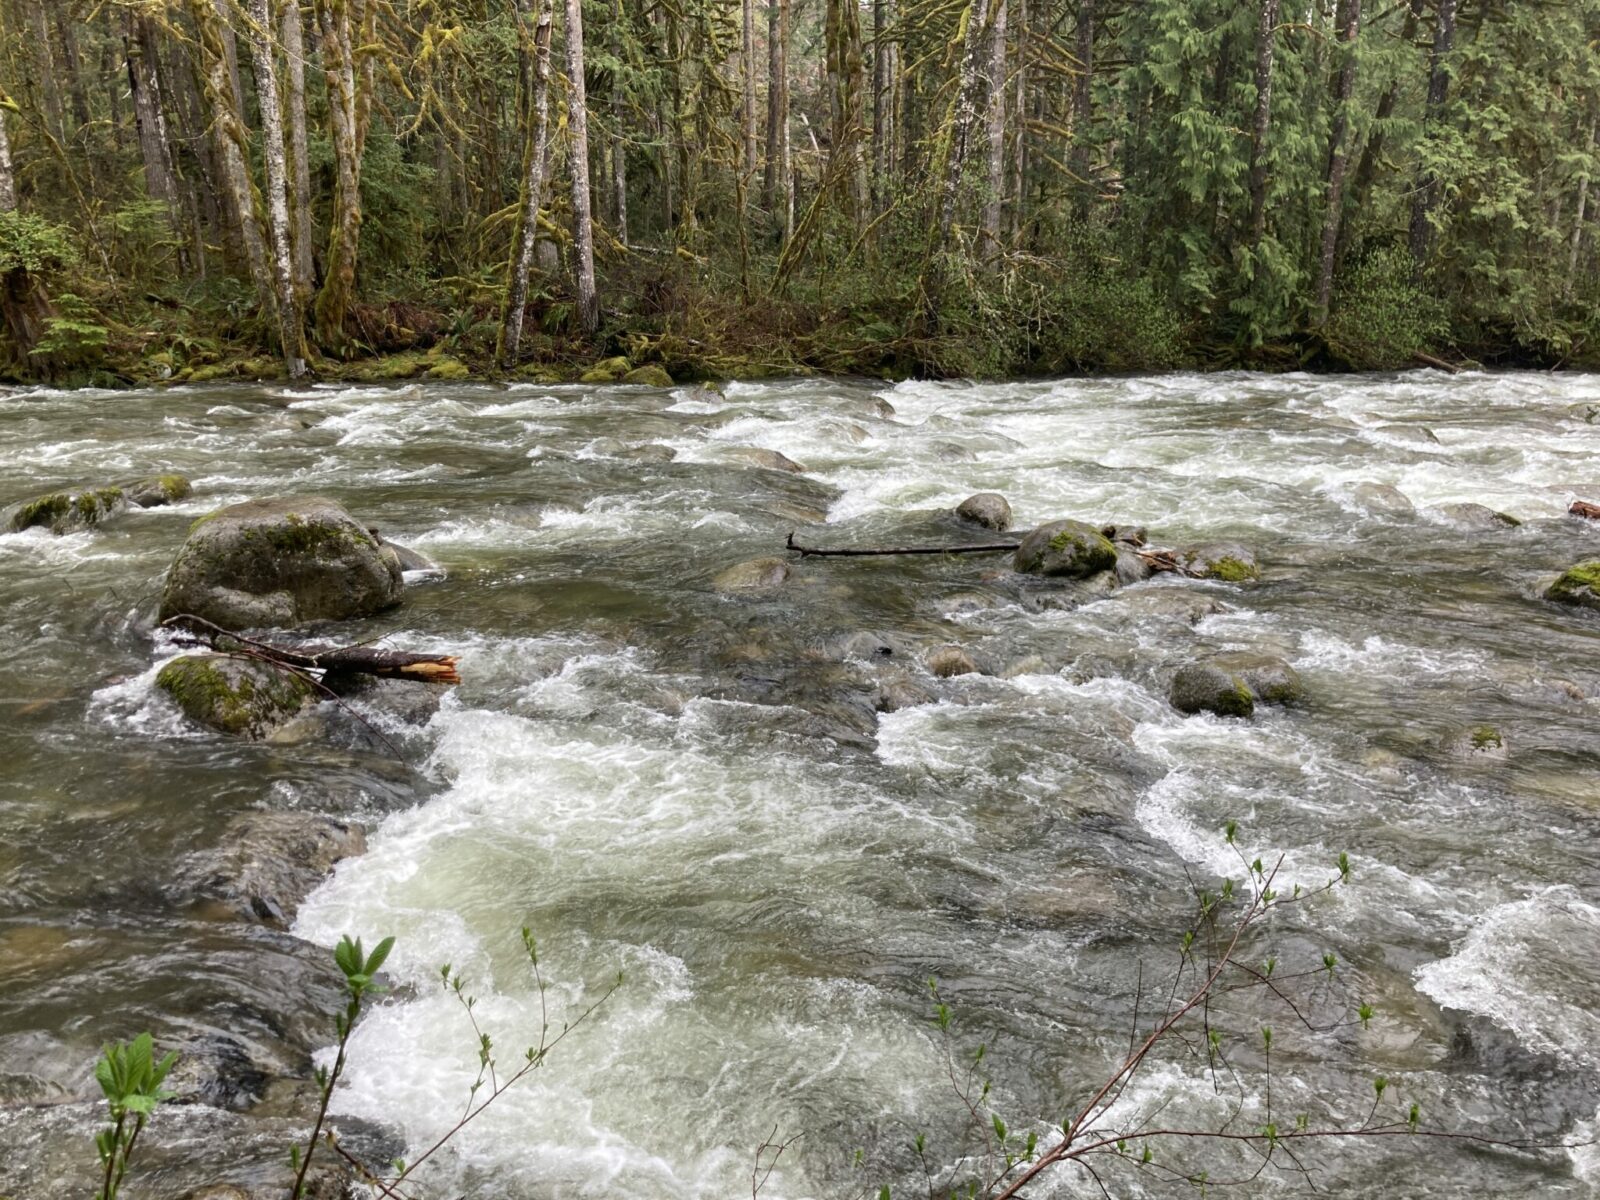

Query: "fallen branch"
<box><xmin>1412</xmin><ymin>350</ymin><xmax>1461</xmax><ymax>374</ymax></box>
<box><xmin>1569</xmin><ymin>499</ymin><xmax>1600</xmax><ymax>521</ymax></box>
<box><xmin>785</xmin><ymin>531</ymin><xmax>1021</xmax><ymax>558</ymax></box>
<box><xmin>160</xmin><ymin>615</ymin><xmax>461</xmax><ymax>685</ymax></box>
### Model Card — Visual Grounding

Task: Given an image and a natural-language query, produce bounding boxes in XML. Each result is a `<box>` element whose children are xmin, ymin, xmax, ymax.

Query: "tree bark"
<box><xmin>977</xmin><ymin>0</ymin><xmax>1008</xmax><ymax>261</ymax></box>
<box><xmin>825</xmin><ymin>0</ymin><xmax>870</xmax><ymax>227</ymax></box>
<box><xmin>188</xmin><ymin>0</ymin><xmax>274</xmax><ymax>306</ymax></box>
<box><xmin>0</xmin><ymin>107</ymin><xmax>57</xmax><ymax>367</ymax></box>
<box><xmin>1313</xmin><ymin>0</ymin><xmax>1360</xmax><ymax>322</ymax></box>
<box><xmin>1343</xmin><ymin>0</ymin><xmax>1422</xmax><ymax>260</ymax></box>
<box><xmin>312</xmin><ymin>0</ymin><xmax>366</xmax><ymax>350</ymax></box>
<box><xmin>245</xmin><ymin>0</ymin><xmax>310</xmax><ymax>377</ymax></box>
<box><xmin>764</xmin><ymin>0</ymin><xmax>791</xmax><ymax>234</ymax></box>
<box><xmin>1568</xmin><ymin>114</ymin><xmax>1596</xmax><ymax>292</ymax></box>
<box><xmin>1069</xmin><ymin>0</ymin><xmax>1094</xmax><ymax>217</ymax></box>
<box><xmin>742</xmin><ymin>0</ymin><xmax>758</xmax><ymax>178</ymax></box>
<box><xmin>281</xmin><ymin>0</ymin><xmax>316</xmax><ymax>301</ymax></box>
<box><xmin>500</xmin><ymin>0</ymin><xmax>554</xmax><ymax>366</ymax></box>
<box><xmin>53</xmin><ymin>6</ymin><xmax>92</xmax><ymax>137</ymax></box>
<box><xmin>938</xmin><ymin>0</ymin><xmax>991</xmax><ymax>247</ymax></box>
<box><xmin>125</xmin><ymin>11</ymin><xmax>185</xmax><ymax>233</ymax></box>
<box><xmin>564</xmin><ymin>0</ymin><xmax>599</xmax><ymax>335</ymax></box>
<box><xmin>1246</xmin><ymin>0</ymin><xmax>1282</xmax><ymax>254</ymax></box>
<box><xmin>1408</xmin><ymin>0</ymin><xmax>1457</xmax><ymax>267</ymax></box>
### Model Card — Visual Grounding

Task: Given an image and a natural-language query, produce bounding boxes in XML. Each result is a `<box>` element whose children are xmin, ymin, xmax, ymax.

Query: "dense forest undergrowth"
<box><xmin>1</xmin><ymin>0</ymin><xmax>1598</xmax><ymax>387</ymax></box>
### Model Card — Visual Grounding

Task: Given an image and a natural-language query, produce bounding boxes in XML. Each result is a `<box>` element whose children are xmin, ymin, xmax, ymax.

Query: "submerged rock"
<box><xmin>873</xmin><ymin>670</ymin><xmax>937</xmax><ymax>712</ymax></box>
<box><xmin>1113</xmin><ymin>589</ymin><xmax>1230</xmax><ymax>624</ymax></box>
<box><xmin>1214</xmin><ymin>652</ymin><xmax>1303</xmax><ymax>705</ymax></box>
<box><xmin>159</xmin><ymin>495</ymin><xmax>404</xmax><ymax>629</ymax></box>
<box><xmin>713</xmin><ymin>556</ymin><xmax>792</xmax><ymax>592</ymax></box>
<box><xmin>123</xmin><ymin>473</ymin><xmax>194</xmax><ymax>508</ymax></box>
<box><xmin>926</xmin><ymin>645</ymin><xmax>979</xmax><ymax>678</ymax></box>
<box><xmin>5</xmin><ymin>486</ymin><xmax>126</xmax><ymax>534</ymax></box>
<box><xmin>1114</xmin><ymin>546</ymin><xmax>1152</xmax><ymax>585</ymax></box>
<box><xmin>1179</xmin><ymin>542</ymin><xmax>1261</xmax><ymax>583</ymax></box>
<box><xmin>1546</xmin><ymin>560</ymin><xmax>1600</xmax><ymax>610</ymax></box>
<box><xmin>1347</xmin><ymin>481</ymin><xmax>1414</xmax><ymax>516</ymax></box>
<box><xmin>954</xmin><ymin>492</ymin><xmax>1012</xmax><ymax>532</ymax></box>
<box><xmin>618</xmin><ymin>442</ymin><xmax>677</xmax><ymax>463</ymax></box>
<box><xmin>156</xmin><ymin>653</ymin><xmax>316</xmax><ymax>739</ymax></box>
<box><xmin>1441</xmin><ymin>724</ymin><xmax>1508</xmax><ymax>762</ymax></box>
<box><xmin>1431</xmin><ymin>502</ymin><xmax>1521</xmax><ymax>529</ymax></box>
<box><xmin>179</xmin><ymin>811</ymin><xmax>366</xmax><ymax>925</ymax></box>
<box><xmin>1014</xmin><ymin>519</ymin><xmax>1117</xmax><ymax>578</ymax></box>
<box><xmin>721</xmin><ymin>446</ymin><xmax>808</xmax><ymax>474</ymax></box>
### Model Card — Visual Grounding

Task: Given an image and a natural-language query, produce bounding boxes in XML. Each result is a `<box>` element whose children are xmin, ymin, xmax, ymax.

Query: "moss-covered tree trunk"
<box><xmin>313</xmin><ymin>0</ymin><xmax>366</xmax><ymax>352</ymax></box>
<box><xmin>1313</xmin><ymin>0</ymin><xmax>1361</xmax><ymax>322</ymax></box>
<box><xmin>564</xmin><ymin>0</ymin><xmax>599</xmax><ymax>335</ymax></box>
<box><xmin>500</xmin><ymin>0</ymin><xmax>554</xmax><ymax>366</ymax></box>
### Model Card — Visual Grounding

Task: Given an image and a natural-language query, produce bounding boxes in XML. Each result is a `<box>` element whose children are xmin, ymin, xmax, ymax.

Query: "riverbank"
<box><xmin>4</xmin><ymin>373</ymin><xmax>1600</xmax><ymax>1197</ymax></box>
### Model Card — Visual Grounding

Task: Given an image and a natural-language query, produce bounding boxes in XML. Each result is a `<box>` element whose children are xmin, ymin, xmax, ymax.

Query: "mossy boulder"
<box><xmin>425</xmin><ymin>356</ymin><xmax>472</xmax><ymax>380</ymax></box>
<box><xmin>579</xmin><ymin>355</ymin><xmax>632</xmax><ymax>383</ymax></box>
<box><xmin>5</xmin><ymin>486</ymin><xmax>125</xmax><ymax>534</ymax></box>
<box><xmin>1546</xmin><ymin>561</ymin><xmax>1600</xmax><ymax>610</ymax></box>
<box><xmin>345</xmin><ymin>352</ymin><xmax>430</xmax><ymax>381</ymax></box>
<box><xmin>1170</xmin><ymin>663</ymin><xmax>1255</xmax><ymax>719</ymax></box>
<box><xmin>1014</xmin><ymin>519</ymin><xmax>1117</xmax><ymax>578</ymax></box>
<box><xmin>954</xmin><ymin>492</ymin><xmax>1012</xmax><ymax>532</ymax></box>
<box><xmin>158</xmin><ymin>495</ymin><xmax>404</xmax><ymax>630</ymax></box>
<box><xmin>1214</xmin><ymin>653</ymin><xmax>1303</xmax><ymax>705</ymax></box>
<box><xmin>122</xmin><ymin>474</ymin><xmax>193</xmax><ymax>508</ymax></box>
<box><xmin>156</xmin><ymin>653</ymin><xmax>316</xmax><ymax>739</ymax></box>
<box><xmin>1180</xmin><ymin>543</ymin><xmax>1261</xmax><ymax>583</ymax></box>
<box><xmin>1432</xmin><ymin>502</ymin><xmax>1521</xmax><ymax>529</ymax></box>
<box><xmin>622</xmin><ymin>364</ymin><xmax>674</xmax><ymax>387</ymax></box>
<box><xmin>1441</xmin><ymin>724</ymin><xmax>1508</xmax><ymax>762</ymax></box>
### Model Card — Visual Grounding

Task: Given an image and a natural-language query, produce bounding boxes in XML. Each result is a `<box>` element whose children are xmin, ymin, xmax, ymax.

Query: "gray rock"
<box><xmin>1213</xmin><ymin>652</ymin><xmax>1303</xmax><ymax>705</ymax></box>
<box><xmin>837</xmin><ymin>630</ymin><xmax>914</xmax><ymax>661</ymax></box>
<box><xmin>930</xmin><ymin>440</ymin><xmax>977</xmax><ymax>463</ymax></box>
<box><xmin>178</xmin><ymin>811</ymin><xmax>366</xmax><ymax>925</ymax></box>
<box><xmin>122</xmin><ymin>473</ymin><xmax>194</xmax><ymax>508</ymax></box>
<box><xmin>5</xmin><ymin>486</ymin><xmax>127</xmax><ymax>534</ymax></box>
<box><xmin>618</xmin><ymin>443</ymin><xmax>677</xmax><ymax>463</ymax></box>
<box><xmin>1348</xmin><ymin>481</ymin><xmax>1414</xmax><ymax>516</ymax></box>
<box><xmin>370</xmin><ymin>533</ymin><xmax>442</xmax><ymax>577</ymax></box>
<box><xmin>926</xmin><ymin>645</ymin><xmax>979</xmax><ymax>678</ymax></box>
<box><xmin>1179</xmin><ymin>542</ymin><xmax>1261</xmax><ymax>583</ymax></box>
<box><xmin>1431</xmin><ymin>502</ymin><xmax>1521</xmax><ymax>529</ymax></box>
<box><xmin>158</xmin><ymin>495</ymin><xmax>404</xmax><ymax>629</ymax></box>
<box><xmin>874</xmin><ymin>671</ymin><xmax>937</xmax><ymax>712</ymax></box>
<box><xmin>155</xmin><ymin>653</ymin><xmax>316</xmax><ymax>739</ymax></box>
<box><xmin>1374</xmin><ymin>423</ymin><xmax>1440</xmax><ymax>446</ymax></box>
<box><xmin>1170</xmin><ymin>663</ymin><xmax>1255</xmax><ymax>718</ymax></box>
<box><xmin>1014</xmin><ymin>519</ymin><xmax>1118</xmax><ymax>578</ymax></box>
<box><xmin>1114</xmin><ymin>589</ymin><xmax>1229</xmax><ymax>624</ymax></box>
<box><xmin>721</xmin><ymin>446</ymin><xmax>808</xmax><ymax>473</ymax></box>
<box><xmin>1545</xmin><ymin>561</ymin><xmax>1600</xmax><ymax>610</ymax></box>
<box><xmin>1114</xmin><ymin>546</ymin><xmax>1153</xmax><ymax>585</ymax></box>
<box><xmin>954</xmin><ymin>492</ymin><xmax>1012</xmax><ymax>532</ymax></box>
<box><xmin>713</xmin><ymin>556</ymin><xmax>792</xmax><ymax>592</ymax></box>
<box><xmin>1103</xmin><ymin>525</ymin><xmax>1148</xmax><ymax>546</ymax></box>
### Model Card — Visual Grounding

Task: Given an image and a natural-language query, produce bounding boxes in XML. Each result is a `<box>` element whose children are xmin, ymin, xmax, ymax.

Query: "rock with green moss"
<box><xmin>1170</xmin><ymin>662</ymin><xmax>1255</xmax><ymax>719</ymax></box>
<box><xmin>425</xmin><ymin>356</ymin><xmax>472</xmax><ymax>380</ymax></box>
<box><xmin>622</xmin><ymin>364</ymin><xmax>674</xmax><ymax>387</ymax></box>
<box><xmin>1546</xmin><ymin>560</ymin><xmax>1600</xmax><ymax>610</ymax></box>
<box><xmin>122</xmin><ymin>474</ymin><xmax>193</xmax><ymax>508</ymax></box>
<box><xmin>1213</xmin><ymin>653</ymin><xmax>1302</xmax><ymax>705</ymax></box>
<box><xmin>156</xmin><ymin>653</ymin><xmax>316</xmax><ymax>739</ymax></box>
<box><xmin>1179</xmin><ymin>543</ymin><xmax>1261</xmax><ymax>583</ymax></box>
<box><xmin>5</xmin><ymin>486</ymin><xmax>126</xmax><ymax>534</ymax></box>
<box><xmin>1441</xmin><ymin>723</ymin><xmax>1508</xmax><ymax>762</ymax></box>
<box><xmin>579</xmin><ymin>355</ymin><xmax>632</xmax><ymax>383</ymax></box>
<box><xmin>1014</xmin><ymin>519</ymin><xmax>1117</xmax><ymax>578</ymax></box>
<box><xmin>158</xmin><ymin>495</ymin><xmax>404</xmax><ymax>629</ymax></box>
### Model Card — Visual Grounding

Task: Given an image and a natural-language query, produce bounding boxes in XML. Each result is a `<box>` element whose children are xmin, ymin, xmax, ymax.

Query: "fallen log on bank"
<box><xmin>161</xmin><ymin>615</ymin><xmax>461</xmax><ymax>685</ymax></box>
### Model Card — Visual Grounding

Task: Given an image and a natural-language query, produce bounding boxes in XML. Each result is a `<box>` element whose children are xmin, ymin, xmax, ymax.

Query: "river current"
<box><xmin>3</xmin><ymin>372</ymin><xmax>1600</xmax><ymax>1197</ymax></box>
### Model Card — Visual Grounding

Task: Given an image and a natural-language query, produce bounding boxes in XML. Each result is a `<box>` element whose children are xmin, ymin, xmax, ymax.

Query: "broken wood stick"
<box><xmin>161</xmin><ymin>615</ymin><xmax>461</xmax><ymax>685</ymax></box>
<box><xmin>1412</xmin><ymin>351</ymin><xmax>1461</xmax><ymax>374</ymax></box>
<box><xmin>1569</xmin><ymin>500</ymin><xmax>1600</xmax><ymax>521</ymax></box>
<box><xmin>785</xmin><ymin>531</ymin><xmax>1021</xmax><ymax>557</ymax></box>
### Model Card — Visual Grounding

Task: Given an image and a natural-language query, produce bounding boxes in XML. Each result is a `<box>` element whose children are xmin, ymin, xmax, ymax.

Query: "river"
<box><xmin>3</xmin><ymin>372</ymin><xmax>1600</xmax><ymax>1197</ymax></box>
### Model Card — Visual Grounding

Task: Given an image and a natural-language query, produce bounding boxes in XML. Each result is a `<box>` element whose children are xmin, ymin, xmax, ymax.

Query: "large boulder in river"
<box><xmin>123</xmin><ymin>473</ymin><xmax>193</xmax><ymax>508</ymax></box>
<box><xmin>1170</xmin><ymin>654</ymin><xmax>1300</xmax><ymax>718</ymax></box>
<box><xmin>954</xmin><ymin>492</ymin><xmax>1012</xmax><ymax>532</ymax></box>
<box><xmin>159</xmin><ymin>496</ymin><xmax>404</xmax><ymax>629</ymax></box>
<box><xmin>1014</xmin><ymin>519</ymin><xmax>1117</xmax><ymax>578</ymax></box>
<box><xmin>1430</xmin><ymin>502</ymin><xmax>1521</xmax><ymax>529</ymax></box>
<box><xmin>156</xmin><ymin>653</ymin><xmax>315</xmax><ymax>738</ymax></box>
<box><xmin>1546</xmin><ymin>561</ymin><xmax>1600</xmax><ymax>610</ymax></box>
<box><xmin>5</xmin><ymin>485</ymin><xmax>126</xmax><ymax>534</ymax></box>
<box><xmin>713</xmin><ymin>556</ymin><xmax>792</xmax><ymax>593</ymax></box>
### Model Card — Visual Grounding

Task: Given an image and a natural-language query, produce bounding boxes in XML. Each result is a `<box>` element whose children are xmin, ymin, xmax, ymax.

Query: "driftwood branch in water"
<box><xmin>1412</xmin><ymin>351</ymin><xmax>1462</xmax><ymax>374</ymax></box>
<box><xmin>785</xmin><ymin>531</ymin><xmax>1021</xmax><ymax>557</ymax></box>
<box><xmin>161</xmin><ymin>615</ymin><xmax>462</xmax><ymax>684</ymax></box>
<box><xmin>1569</xmin><ymin>499</ymin><xmax>1600</xmax><ymax>521</ymax></box>
<box><xmin>783</xmin><ymin>531</ymin><xmax>1188</xmax><ymax>574</ymax></box>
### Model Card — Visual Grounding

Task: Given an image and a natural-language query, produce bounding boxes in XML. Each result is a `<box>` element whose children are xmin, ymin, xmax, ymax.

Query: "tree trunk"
<box><xmin>1246</xmin><ymin>0</ymin><xmax>1282</xmax><ymax>253</ymax></box>
<box><xmin>742</xmin><ymin>0</ymin><xmax>758</xmax><ymax>178</ymax></box>
<box><xmin>1006</xmin><ymin>0</ymin><xmax>1026</xmax><ymax>235</ymax></box>
<box><xmin>1312</xmin><ymin>0</ymin><xmax>1360</xmax><ymax>322</ymax></box>
<box><xmin>245</xmin><ymin>0</ymin><xmax>310</xmax><ymax>378</ymax></box>
<box><xmin>1569</xmin><ymin>115</ymin><xmax>1597</xmax><ymax>292</ymax></box>
<box><xmin>188</xmin><ymin>0</ymin><xmax>273</xmax><ymax>306</ymax></box>
<box><xmin>53</xmin><ymin>7</ymin><xmax>92</xmax><ymax>136</ymax></box>
<box><xmin>281</xmin><ymin>0</ymin><xmax>316</xmax><ymax>301</ymax></box>
<box><xmin>937</xmin><ymin>0</ymin><xmax>990</xmax><ymax>247</ymax></box>
<box><xmin>0</xmin><ymin>107</ymin><xmax>56</xmax><ymax>367</ymax></box>
<box><xmin>610</xmin><ymin>4</ymin><xmax>629</xmax><ymax>246</ymax></box>
<box><xmin>764</xmin><ymin>0</ymin><xmax>791</xmax><ymax>234</ymax></box>
<box><xmin>313</xmin><ymin>0</ymin><xmax>366</xmax><ymax>350</ymax></box>
<box><xmin>26</xmin><ymin>1</ymin><xmax>66</xmax><ymax>148</ymax></box>
<box><xmin>564</xmin><ymin>0</ymin><xmax>599</xmax><ymax>335</ymax></box>
<box><xmin>824</xmin><ymin>0</ymin><xmax>869</xmax><ymax>228</ymax></box>
<box><xmin>500</xmin><ymin>0</ymin><xmax>554</xmax><ymax>366</ymax></box>
<box><xmin>1408</xmin><ymin>0</ymin><xmax>1457</xmax><ymax>267</ymax></box>
<box><xmin>125</xmin><ymin>11</ymin><xmax>186</xmax><ymax>248</ymax></box>
<box><xmin>1343</xmin><ymin>0</ymin><xmax>1422</xmax><ymax>258</ymax></box>
<box><xmin>1069</xmin><ymin>0</ymin><xmax>1094</xmax><ymax>217</ymax></box>
<box><xmin>977</xmin><ymin>0</ymin><xmax>1007</xmax><ymax>261</ymax></box>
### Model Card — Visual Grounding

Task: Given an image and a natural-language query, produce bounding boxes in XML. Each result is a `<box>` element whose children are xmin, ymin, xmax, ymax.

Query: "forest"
<box><xmin>0</xmin><ymin>0</ymin><xmax>1597</xmax><ymax>385</ymax></box>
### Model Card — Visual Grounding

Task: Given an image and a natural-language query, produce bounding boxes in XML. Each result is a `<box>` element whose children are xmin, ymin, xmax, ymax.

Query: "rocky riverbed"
<box><xmin>3</xmin><ymin>372</ymin><xmax>1600</xmax><ymax>1198</ymax></box>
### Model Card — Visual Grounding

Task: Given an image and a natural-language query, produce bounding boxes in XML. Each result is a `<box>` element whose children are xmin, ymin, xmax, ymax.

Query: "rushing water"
<box><xmin>4</xmin><ymin>372</ymin><xmax>1600</xmax><ymax>1198</ymax></box>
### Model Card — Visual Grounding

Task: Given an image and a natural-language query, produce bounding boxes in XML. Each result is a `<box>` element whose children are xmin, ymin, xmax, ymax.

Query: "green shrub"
<box><xmin>1325</xmin><ymin>245</ymin><xmax>1449</xmax><ymax>369</ymax></box>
